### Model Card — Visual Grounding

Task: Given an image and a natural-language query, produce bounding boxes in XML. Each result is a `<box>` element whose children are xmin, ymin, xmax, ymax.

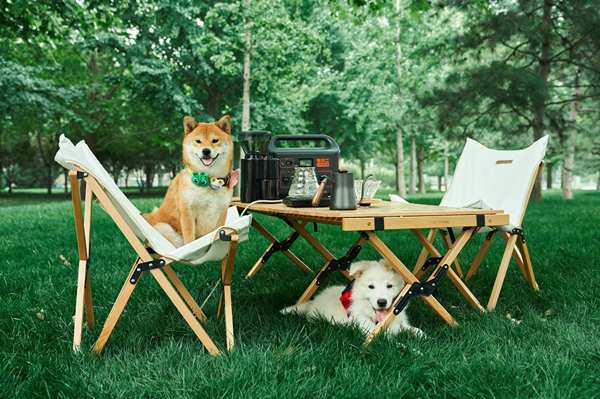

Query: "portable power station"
<box><xmin>268</xmin><ymin>134</ymin><xmax>340</xmax><ymax>199</ymax></box>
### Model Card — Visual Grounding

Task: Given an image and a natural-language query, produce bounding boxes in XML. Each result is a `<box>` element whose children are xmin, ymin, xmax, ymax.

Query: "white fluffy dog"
<box><xmin>281</xmin><ymin>259</ymin><xmax>423</xmax><ymax>337</ymax></box>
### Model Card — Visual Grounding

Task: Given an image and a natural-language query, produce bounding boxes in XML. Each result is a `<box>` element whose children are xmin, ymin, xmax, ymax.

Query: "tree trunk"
<box><xmin>417</xmin><ymin>145</ymin><xmax>425</xmax><ymax>193</ymax></box>
<box><xmin>437</xmin><ymin>175</ymin><xmax>442</xmax><ymax>191</ymax></box>
<box><xmin>531</xmin><ymin>0</ymin><xmax>553</xmax><ymax>202</ymax></box>
<box><xmin>597</xmin><ymin>171</ymin><xmax>600</xmax><ymax>191</ymax></box>
<box><xmin>546</xmin><ymin>162</ymin><xmax>553</xmax><ymax>189</ymax></box>
<box><xmin>125</xmin><ymin>170</ymin><xmax>130</xmax><ymax>189</ymax></box>
<box><xmin>46</xmin><ymin>165</ymin><xmax>53</xmax><ymax>195</ymax></box>
<box><xmin>443</xmin><ymin>141</ymin><xmax>449</xmax><ymax>191</ymax></box>
<box><xmin>562</xmin><ymin>68</ymin><xmax>579</xmax><ymax>200</ymax></box>
<box><xmin>238</xmin><ymin>0</ymin><xmax>252</xmax><ymax>197</ymax></box>
<box><xmin>144</xmin><ymin>166</ymin><xmax>155</xmax><ymax>191</ymax></box>
<box><xmin>206</xmin><ymin>86</ymin><xmax>222</xmax><ymax>118</ymax></box>
<box><xmin>395</xmin><ymin>127</ymin><xmax>406</xmax><ymax>197</ymax></box>
<box><xmin>409</xmin><ymin>136</ymin><xmax>416</xmax><ymax>194</ymax></box>
<box><xmin>359</xmin><ymin>158</ymin><xmax>366</xmax><ymax>179</ymax></box>
<box><xmin>393</xmin><ymin>0</ymin><xmax>406</xmax><ymax>197</ymax></box>
<box><xmin>242</xmin><ymin>2</ymin><xmax>252</xmax><ymax>133</ymax></box>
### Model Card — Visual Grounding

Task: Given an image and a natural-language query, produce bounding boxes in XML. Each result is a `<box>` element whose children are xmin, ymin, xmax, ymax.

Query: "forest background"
<box><xmin>2</xmin><ymin>0</ymin><xmax>599</xmax><ymax>201</ymax></box>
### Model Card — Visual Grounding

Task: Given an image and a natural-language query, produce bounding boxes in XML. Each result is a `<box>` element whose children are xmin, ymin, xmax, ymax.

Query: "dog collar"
<box><xmin>339</xmin><ymin>281</ymin><xmax>354</xmax><ymax>318</ymax></box>
<box><xmin>190</xmin><ymin>171</ymin><xmax>230</xmax><ymax>190</ymax></box>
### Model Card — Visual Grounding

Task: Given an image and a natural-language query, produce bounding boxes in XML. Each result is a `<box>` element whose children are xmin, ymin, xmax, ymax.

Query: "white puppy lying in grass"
<box><xmin>281</xmin><ymin>259</ymin><xmax>424</xmax><ymax>337</ymax></box>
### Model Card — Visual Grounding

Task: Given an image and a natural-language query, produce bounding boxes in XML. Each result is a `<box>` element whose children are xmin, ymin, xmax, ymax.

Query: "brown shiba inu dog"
<box><xmin>144</xmin><ymin>115</ymin><xmax>239</xmax><ymax>247</ymax></box>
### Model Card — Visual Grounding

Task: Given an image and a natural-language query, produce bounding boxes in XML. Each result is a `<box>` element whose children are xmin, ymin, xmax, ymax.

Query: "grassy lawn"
<box><xmin>1</xmin><ymin>191</ymin><xmax>599</xmax><ymax>398</ymax></box>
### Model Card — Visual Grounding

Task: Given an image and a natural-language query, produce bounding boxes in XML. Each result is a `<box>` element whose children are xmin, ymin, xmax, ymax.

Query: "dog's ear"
<box><xmin>183</xmin><ymin>116</ymin><xmax>198</xmax><ymax>135</ymax></box>
<box><xmin>216</xmin><ymin>115</ymin><xmax>232</xmax><ymax>134</ymax></box>
<box><xmin>349</xmin><ymin>261</ymin><xmax>370</xmax><ymax>278</ymax></box>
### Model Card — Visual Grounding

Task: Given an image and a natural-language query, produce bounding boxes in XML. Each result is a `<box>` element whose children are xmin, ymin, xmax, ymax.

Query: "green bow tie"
<box><xmin>191</xmin><ymin>172</ymin><xmax>210</xmax><ymax>187</ymax></box>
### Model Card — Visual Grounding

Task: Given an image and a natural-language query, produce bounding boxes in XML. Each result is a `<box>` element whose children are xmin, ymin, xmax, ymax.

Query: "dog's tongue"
<box><xmin>375</xmin><ymin>310</ymin><xmax>388</xmax><ymax>323</ymax></box>
<box><xmin>201</xmin><ymin>158</ymin><xmax>213</xmax><ymax>166</ymax></box>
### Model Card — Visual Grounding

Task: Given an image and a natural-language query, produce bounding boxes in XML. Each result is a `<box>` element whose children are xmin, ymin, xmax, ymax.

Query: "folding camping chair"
<box><xmin>55</xmin><ymin>135</ymin><xmax>251</xmax><ymax>355</ymax></box>
<box><xmin>413</xmin><ymin>136</ymin><xmax>548</xmax><ymax>311</ymax></box>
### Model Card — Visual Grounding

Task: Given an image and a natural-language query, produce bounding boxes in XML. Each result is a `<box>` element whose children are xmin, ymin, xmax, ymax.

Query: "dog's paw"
<box><xmin>409</xmin><ymin>326</ymin><xmax>426</xmax><ymax>338</ymax></box>
<box><xmin>280</xmin><ymin>305</ymin><xmax>297</xmax><ymax>315</ymax></box>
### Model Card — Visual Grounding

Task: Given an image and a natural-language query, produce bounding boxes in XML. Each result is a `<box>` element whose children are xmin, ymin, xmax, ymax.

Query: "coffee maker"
<box><xmin>239</xmin><ymin>131</ymin><xmax>280</xmax><ymax>202</ymax></box>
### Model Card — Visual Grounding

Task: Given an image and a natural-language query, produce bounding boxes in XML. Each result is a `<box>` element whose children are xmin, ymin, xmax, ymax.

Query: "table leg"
<box><xmin>295</xmin><ymin>233</ymin><xmax>367</xmax><ymax>304</ymax></box>
<box><xmin>364</xmin><ymin>232</ymin><xmax>457</xmax><ymax>345</ymax></box>
<box><xmin>246</xmin><ymin>219</ymin><xmax>312</xmax><ymax>278</ymax></box>
<box><xmin>415</xmin><ymin>228</ymin><xmax>485</xmax><ymax>312</ymax></box>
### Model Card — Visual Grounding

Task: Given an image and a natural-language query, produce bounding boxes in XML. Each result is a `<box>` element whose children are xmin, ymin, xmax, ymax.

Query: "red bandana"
<box><xmin>339</xmin><ymin>281</ymin><xmax>354</xmax><ymax>317</ymax></box>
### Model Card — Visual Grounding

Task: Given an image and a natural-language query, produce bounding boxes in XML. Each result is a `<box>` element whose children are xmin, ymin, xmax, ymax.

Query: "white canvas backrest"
<box><xmin>54</xmin><ymin>135</ymin><xmax>176</xmax><ymax>255</ymax></box>
<box><xmin>440</xmin><ymin>136</ymin><xmax>548</xmax><ymax>228</ymax></box>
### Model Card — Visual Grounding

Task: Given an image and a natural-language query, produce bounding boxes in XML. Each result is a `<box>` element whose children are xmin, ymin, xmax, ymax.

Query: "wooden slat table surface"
<box><xmin>233</xmin><ymin>199</ymin><xmax>509</xmax><ymax>231</ymax></box>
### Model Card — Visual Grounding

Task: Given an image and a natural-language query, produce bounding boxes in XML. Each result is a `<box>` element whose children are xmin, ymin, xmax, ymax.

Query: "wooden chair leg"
<box><xmin>163</xmin><ymin>265</ymin><xmax>208</xmax><ymax>322</ymax></box>
<box><xmin>500</xmin><ymin>232</ymin><xmax>528</xmax><ymax>281</ymax></box>
<box><xmin>150</xmin><ymin>269</ymin><xmax>220</xmax><ymax>356</ymax></box>
<box><xmin>83</xmin><ymin>183</ymin><xmax>94</xmax><ymax>331</ymax></box>
<box><xmin>73</xmin><ymin>260</ymin><xmax>88</xmax><ymax>351</ymax></box>
<box><xmin>442</xmin><ymin>231</ymin><xmax>464</xmax><ymax>278</ymax></box>
<box><xmin>92</xmin><ymin>258</ymin><xmax>141</xmax><ymax>353</ymax></box>
<box><xmin>222</xmin><ymin>285</ymin><xmax>234</xmax><ymax>351</ymax></box>
<box><xmin>413</xmin><ymin>229</ymin><xmax>437</xmax><ymax>277</ymax></box>
<box><xmin>84</xmin><ymin>272</ymin><xmax>94</xmax><ymax>331</ymax></box>
<box><xmin>465</xmin><ymin>231</ymin><xmax>495</xmax><ymax>281</ymax></box>
<box><xmin>487</xmin><ymin>234</ymin><xmax>518</xmax><ymax>311</ymax></box>
<box><xmin>70</xmin><ymin>171</ymin><xmax>90</xmax><ymax>351</ymax></box>
<box><xmin>518</xmin><ymin>237</ymin><xmax>539</xmax><ymax>291</ymax></box>
<box><xmin>220</xmin><ymin>237</ymin><xmax>238</xmax><ymax>351</ymax></box>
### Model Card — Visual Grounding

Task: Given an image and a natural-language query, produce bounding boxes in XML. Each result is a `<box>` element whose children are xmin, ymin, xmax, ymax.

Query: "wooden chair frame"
<box><xmin>413</xmin><ymin>163</ymin><xmax>543</xmax><ymax>311</ymax></box>
<box><xmin>68</xmin><ymin>169</ymin><xmax>238</xmax><ymax>355</ymax></box>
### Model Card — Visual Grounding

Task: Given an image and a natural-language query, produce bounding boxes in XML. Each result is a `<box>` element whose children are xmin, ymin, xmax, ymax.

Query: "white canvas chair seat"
<box><xmin>441</xmin><ymin>136</ymin><xmax>548</xmax><ymax>230</ymax></box>
<box><xmin>413</xmin><ymin>136</ymin><xmax>548</xmax><ymax>311</ymax></box>
<box><xmin>55</xmin><ymin>135</ymin><xmax>251</xmax><ymax>264</ymax></box>
<box><xmin>55</xmin><ymin>134</ymin><xmax>250</xmax><ymax>355</ymax></box>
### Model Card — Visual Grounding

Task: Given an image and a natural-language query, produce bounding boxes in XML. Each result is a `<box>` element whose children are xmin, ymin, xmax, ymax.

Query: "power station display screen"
<box><xmin>298</xmin><ymin>159</ymin><xmax>314</xmax><ymax>167</ymax></box>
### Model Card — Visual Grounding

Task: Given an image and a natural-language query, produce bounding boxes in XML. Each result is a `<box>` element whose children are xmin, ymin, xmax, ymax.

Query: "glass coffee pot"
<box><xmin>287</xmin><ymin>167</ymin><xmax>319</xmax><ymax>199</ymax></box>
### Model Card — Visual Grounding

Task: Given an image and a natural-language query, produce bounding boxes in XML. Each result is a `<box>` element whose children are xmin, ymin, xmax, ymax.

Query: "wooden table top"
<box><xmin>232</xmin><ymin>199</ymin><xmax>510</xmax><ymax>231</ymax></box>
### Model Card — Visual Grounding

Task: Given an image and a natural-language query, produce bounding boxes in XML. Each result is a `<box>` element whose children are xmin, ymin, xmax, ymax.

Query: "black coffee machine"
<box><xmin>239</xmin><ymin>131</ymin><xmax>280</xmax><ymax>202</ymax></box>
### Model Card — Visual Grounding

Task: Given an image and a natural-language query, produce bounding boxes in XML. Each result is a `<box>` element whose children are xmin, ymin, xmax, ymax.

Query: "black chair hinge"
<box><xmin>76</xmin><ymin>171</ymin><xmax>88</xmax><ymax>179</ymax></box>
<box><xmin>511</xmin><ymin>228</ymin><xmax>525</xmax><ymax>242</ymax></box>
<box><xmin>393</xmin><ymin>264</ymin><xmax>449</xmax><ymax>315</ymax></box>
<box><xmin>130</xmin><ymin>259</ymin><xmax>166</xmax><ymax>284</ymax></box>
<box><xmin>422</xmin><ymin>256</ymin><xmax>442</xmax><ymax>271</ymax></box>
<box><xmin>219</xmin><ymin>229</ymin><xmax>233</xmax><ymax>241</ymax></box>
<box><xmin>316</xmin><ymin>241</ymin><xmax>364</xmax><ymax>286</ymax></box>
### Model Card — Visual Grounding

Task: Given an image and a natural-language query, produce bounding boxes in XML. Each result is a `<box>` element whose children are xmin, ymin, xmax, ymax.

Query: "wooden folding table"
<box><xmin>233</xmin><ymin>200</ymin><xmax>509</xmax><ymax>344</ymax></box>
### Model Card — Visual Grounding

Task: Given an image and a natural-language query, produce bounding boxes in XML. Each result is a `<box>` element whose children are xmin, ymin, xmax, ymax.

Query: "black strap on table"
<box><xmin>393</xmin><ymin>264</ymin><xmax>449</xmax><ymax>315</ymax></box>
<box><xmin>315</xmin><ymin>233</ymin><xmax>367</xmax><ymax>286</ymax></box>
<box><xmin>260</xmin><ymin>231</ymin><xmax>299</xmax><ymax>265</ymax></box>
<box><xmin>422</xmin><ymin>256</ymin><xmax>442</xmax><ymax>272</ymax></box>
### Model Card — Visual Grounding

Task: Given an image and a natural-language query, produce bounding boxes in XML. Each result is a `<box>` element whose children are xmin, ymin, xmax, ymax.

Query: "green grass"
<box><xmin>1</xmin><ymin>191</ymin><xmax>600</xmax><ymax>398</ymax></box>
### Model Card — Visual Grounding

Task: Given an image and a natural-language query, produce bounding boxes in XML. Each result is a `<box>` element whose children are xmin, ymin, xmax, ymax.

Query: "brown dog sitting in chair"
<box><xmin>144</xmin><ymin>115</ymin><xmax>239</xmax><ymax>247</ymax></box>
